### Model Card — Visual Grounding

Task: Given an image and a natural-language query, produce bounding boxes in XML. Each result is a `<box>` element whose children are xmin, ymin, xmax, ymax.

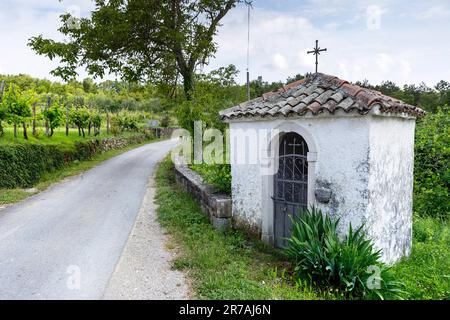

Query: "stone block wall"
<box><xmin>174</xmin><ymin>164</ymin><xmax>232</xmax><ymax>231</ymax></box>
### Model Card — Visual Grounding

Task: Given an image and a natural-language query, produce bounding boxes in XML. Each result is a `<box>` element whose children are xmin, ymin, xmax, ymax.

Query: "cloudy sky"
<box><xmin>0</xmin><ymin>0</ymin><xmax>449</xmax><ymax>86</ymax></box>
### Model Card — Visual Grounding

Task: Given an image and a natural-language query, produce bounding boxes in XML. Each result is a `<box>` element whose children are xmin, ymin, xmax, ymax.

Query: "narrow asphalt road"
<box><xmin>0</xmin><ymin>139</ymin><xmax>176</xmax><ymax>299</ymax></box>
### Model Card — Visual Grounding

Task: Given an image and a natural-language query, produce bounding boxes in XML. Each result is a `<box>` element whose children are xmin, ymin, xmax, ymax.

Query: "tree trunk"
<box><xmin>45</xmin><ymin>97</ymin><xmax>50</xmax><ymax>136</ymax></box>
<box><xmin>183</xmin><ymin>75</ymin><xmax>193</xmax><ymax>100</ymax></box>
<box><xmin>66</xmin><ymin>105</ymin><xmax>69</xmax><ymax>136</ymax></box>
<box><xmin>50</xmin><ymin>127</ymin><xmax>54</xmax><ymax>137</ymax></box>
<box><xmin>78</xmin><ymin>127</ymin><xmax>81</xmax><ymax>136</ymax></box>
<box><xmin>14</xmin><ymin>124</ymin><xmax>17</xmax><ymax>138</ymax></box>
<box><xmin>106</xmin><ymin>112</ymin><xmax>110</xmax><ymax>134</ymax></box>
<box><xmin>88</xmin><ymin>122</ymin><xmax>92</xmax><ymax>136</ymax></box>
<box><xmin>0</xmin><ymin>121</ymin><xmax>3</xmax><ymax>137</ymax></box>
<box><xmin>0</xmin><ymin>80</ymin><xmax>5</xmax><ymax>103</ymax></box>
<box><xmin>32</xmin><ymin>103</ymin><xmax>37</xmax><ymax>136</ymax></box>
<box><xmin>22</xmin><ymin>122</ymin><xmax>28</xmax><ymax>140</ymax></box>
<box><xmin>81</xmin><ymin>127</ymin><xmax>85</xmax><ymax>138</ymax></box>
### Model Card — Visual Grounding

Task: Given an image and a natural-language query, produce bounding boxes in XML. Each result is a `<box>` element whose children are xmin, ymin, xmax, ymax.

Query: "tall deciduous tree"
<box><xmin>28</xmin><ymin>0</ymin><xmax>241</xmax><ymax>100</ymax></box>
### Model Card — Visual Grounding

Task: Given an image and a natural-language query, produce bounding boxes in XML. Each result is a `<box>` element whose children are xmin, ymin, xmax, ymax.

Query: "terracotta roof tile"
<box><xmin>314</xmin><ymin>89</ymin><xmax>335</xmax><ymax>104</ymax></box>
<box><xmin>220</xmin><ymin>73</ymin><xmax>426</xmax><ymax>120</ymax></box>
<box><xmin>308</xmin><ymin>101</ymin><xmax>322</xmax><ymax>114</ymax></box>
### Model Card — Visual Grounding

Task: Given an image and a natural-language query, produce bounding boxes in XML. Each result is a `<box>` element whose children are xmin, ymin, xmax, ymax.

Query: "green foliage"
<box><xmin>0</xmin><ymin>143</ymin><xmax>74</xmax><ymax>188</ymax></box>
<box><xmin>413</xmin><ymin>106</ymin><xmax>449</xmax><ymax>220</ymax></box>
<box><xmin>190</xmin><ymin>163</ymin><xmax>231</xmax><ymax>194</ymax></box>
<box><xmin>1</xmin><ymin>85</ymin><xmax>32</xmax><ymax>133</ymax></box>
<box><xmin>0</xmin><ymin>134</ymin><xmax>153</xmax><ymax>188</ymax></box>
<box><xmin>28</xmin><ymin>0</ymin><xmax>240</xmax><ymax>99</ymax></box>
<box><xmin>284</xmin><ymin>207</ymin><xmax>404</xmax><ymax>300</ymax></box>
<box><xmin>160</xmin><ymin>113</ymin><xmax>171</xmax><ymax>128</ymax></box>
<box><xmin>69</xmin><ymin>107</ymin><xmax>90</xmax><ymax>137</ymax></box>
<box><xmin>111</xmin><ymin>111</ymin><xmax>139</xmax><ymax>133</ymax></box>
<box><xmin>42</xmin><ymin>104</ymin><xmax>64</xmax><ymax>136</ymax></box>
<box><xmin>1</xmin><ymin>85</ymin><xmax>34</xmax><ymax>140</ymax></box>
<box><xmin>177</xmin><ymin>65</ymin><xmax>243</xmax><ymax>133</ymax></box>
<box><xmin>390</xmin><ymin>216</ymin><xmax>450</xmax><ymax>299</ymax></box>
<box><xmin>90</xmin><ymin>111</ymin><xmax>102</xmax><ymax>135</ymax></box>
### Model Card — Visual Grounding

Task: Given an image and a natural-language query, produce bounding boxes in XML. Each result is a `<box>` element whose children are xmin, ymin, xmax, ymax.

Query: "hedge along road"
<box><xmin>0</xmin><ymin>139</ymin><xmax>177</xmax><ymax>299</ymax></box>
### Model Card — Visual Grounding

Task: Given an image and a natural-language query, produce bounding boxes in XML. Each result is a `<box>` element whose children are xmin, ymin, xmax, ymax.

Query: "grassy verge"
<box><xmin>155</xmin><ymin>157</ymin><xmax>328</xmax><ymax>300</ymax></box>
<box><xmin>391</xmin><ymin>216</ymin><xmax>450</xmax><ymax>299</ymax></box>
<box><xmin>0</xmin><ymin>137</ymin><xmax>163</xmax><ymax>206</ymax></box>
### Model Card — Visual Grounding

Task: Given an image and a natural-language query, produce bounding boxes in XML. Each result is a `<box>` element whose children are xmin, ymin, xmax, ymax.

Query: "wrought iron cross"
<box><xmin>307</xmin><ymin>40</ymin><xmax>327</xmax><ymax>73</ymax></box>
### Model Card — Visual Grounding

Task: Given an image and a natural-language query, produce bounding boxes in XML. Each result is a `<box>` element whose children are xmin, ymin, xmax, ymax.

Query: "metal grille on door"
<box><xmin>273</xmin><ymin>132</ymin><xmax>309</xmax><ymax>247</ymax></box>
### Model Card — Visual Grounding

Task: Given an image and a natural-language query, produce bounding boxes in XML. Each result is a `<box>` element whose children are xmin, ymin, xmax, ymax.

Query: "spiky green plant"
<box><xmin>285</xmin><ymin>207</ymin><xmax>405</xmax><ymax>299</ymax></box>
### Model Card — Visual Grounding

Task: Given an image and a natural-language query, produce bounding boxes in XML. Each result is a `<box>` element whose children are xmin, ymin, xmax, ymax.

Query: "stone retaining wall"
<box><xmin>174</xmin><ymin>164</ymin><xmax>232</xmax><ymax>231</ymax></box>
<box><xmin>149</xmin><ymin>127</ymin><xmax>178</xmax><ymax>139</ymax></box>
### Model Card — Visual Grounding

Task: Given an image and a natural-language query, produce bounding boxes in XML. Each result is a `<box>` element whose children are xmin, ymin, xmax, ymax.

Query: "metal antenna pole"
<box><xmin>245</xmin><ymin>1</ymin><xmax>252</xmax><ymax>101</ymax></box>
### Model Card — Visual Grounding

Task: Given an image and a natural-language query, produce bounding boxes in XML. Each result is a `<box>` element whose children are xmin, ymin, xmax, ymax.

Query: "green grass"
<box><xmin>0</xmin><ymin>137</ymin><xmax>162</xmax><ymax>206</ymax></box>
<box><xmin>155</xmin><ymin>157</ymin><xmax>327</xmax><ymax>300</ymax></box>
<box><xmin>391</xmin><ymin>216</ymin><xmax>450</xmax><ymax>300</ymax></box>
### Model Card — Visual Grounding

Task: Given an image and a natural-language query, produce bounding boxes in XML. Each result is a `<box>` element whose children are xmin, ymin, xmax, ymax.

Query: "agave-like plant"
<box><xmin>284</xmin><ymin>207</ymin><xmax>405</xmax><ymax>300</ymax></box>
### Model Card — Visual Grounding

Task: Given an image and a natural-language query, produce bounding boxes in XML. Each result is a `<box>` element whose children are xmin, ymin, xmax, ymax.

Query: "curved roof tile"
<box><xmin>220</xmin><ymin>73</ymin><xmax>426</xmax><ymax>121</ymax></box>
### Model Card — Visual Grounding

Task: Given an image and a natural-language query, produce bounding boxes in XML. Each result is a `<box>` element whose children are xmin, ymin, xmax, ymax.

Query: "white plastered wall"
<box><xmin>228</xmin><ymin>112</ymin><xmax>415</xmax><ymax>263</ymax></box>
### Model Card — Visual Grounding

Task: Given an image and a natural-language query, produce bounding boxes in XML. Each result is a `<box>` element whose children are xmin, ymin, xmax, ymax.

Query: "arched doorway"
<box><xmin>273</xmin><ymin>132</ymin><xmax>309</xmax><ymax>247</ymax></box>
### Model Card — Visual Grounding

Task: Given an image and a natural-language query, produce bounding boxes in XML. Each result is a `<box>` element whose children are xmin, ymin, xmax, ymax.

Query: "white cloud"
<box><xmin>208</xmin><ymin>2</ymin><xmax>450</xmax><ymax>86</ymax></box>
<box><xmin>273</xmin><ymin>53</ymin><xmax>288</xmax><ymax>70</ymax></box>
<box><xmin>414</xmin><ymin>5</ymin><xmax>450</xmax><ymax>19</ymax></box>
<box><xmin>0</xmin><ymin>0</ymin><xmax>449</xmax><ymax>87</ymax></box>
<box><xmin>375</xmin><ymin>53</ymin><xmax>395</xmax><ymax>73</ymax></box>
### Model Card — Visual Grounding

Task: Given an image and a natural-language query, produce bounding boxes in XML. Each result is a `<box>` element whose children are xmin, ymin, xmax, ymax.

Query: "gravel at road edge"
<box><xmin>103</xmin><ymin>173</ymin><xmax>191</xmax><ymax>300</ymax></box>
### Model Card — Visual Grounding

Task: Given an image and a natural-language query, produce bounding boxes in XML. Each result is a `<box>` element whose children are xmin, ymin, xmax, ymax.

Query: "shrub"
<box><xmin>2</xmin><ymin>84</ymin><xmax>32</xmax><ymax>139</ymax></box>
<box><xmin>190</xmin><ymin>163</ymin><xmax>231</xmax><ymax>194</ymax></box>
<box><xmin>111</xmin><ymin>111</ymin><xmax>139</xmax><ymax>132</ymax></box>
<box><xmin>0</xmin><ymin>144</ymin><xmax>71</xmax><ymax>188</ymax></box>
<box><xmin>69</xmin><ymin>107</ymin><xmax>90</xmax><ymax>137</ymax></box>
<box><xmin>413</xmin><ymin>106</ymin><xmax>449</xmax><ymax>220</ymax></box>
<box><xmin>284</xmin><ymin>207</ymin><xmax>404</xmax><ymax>300</ymax></box>
<box><xmin>42</xmin><ymin>104</ymin><xmax>64</xmax><ymax>136</ymax></box>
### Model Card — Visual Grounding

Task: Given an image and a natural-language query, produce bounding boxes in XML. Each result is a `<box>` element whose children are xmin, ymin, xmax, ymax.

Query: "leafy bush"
<box><xmin>1</xmin><ymin>84</ymin><xmax>33</xmax><ymax>139</ymax></box>
<box><xmin>414</xmin><ymin>106</ymin><xmax>449</xmax><ymax>220</ymax></box>
<box><xmin>42</xmin><ymin>104</ymin><xmax>64</xmax><ymax>136</ymax></box>
<box><xmin>111</xmin><ymin>111</ymin><xmax>139</xmax><ymax>132</ymax></box>
<box><xmin>69</xmin><ymin>107</ymin><xmax>90</xmax><ymax>137</ymax></box>
<box><xmin>0</xmin><ymin>144</ymin><xmax>72</xmax><ymax>188</ymax></box>
<box><xmin>190</xmin><ymin>163</ymin><xmax>231</xmax><ymax>194</ymax></box>
<box><xmin>284</xmin><ymin>207</ymin><xmax>404</xmax><ymax>300</ymax></box>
